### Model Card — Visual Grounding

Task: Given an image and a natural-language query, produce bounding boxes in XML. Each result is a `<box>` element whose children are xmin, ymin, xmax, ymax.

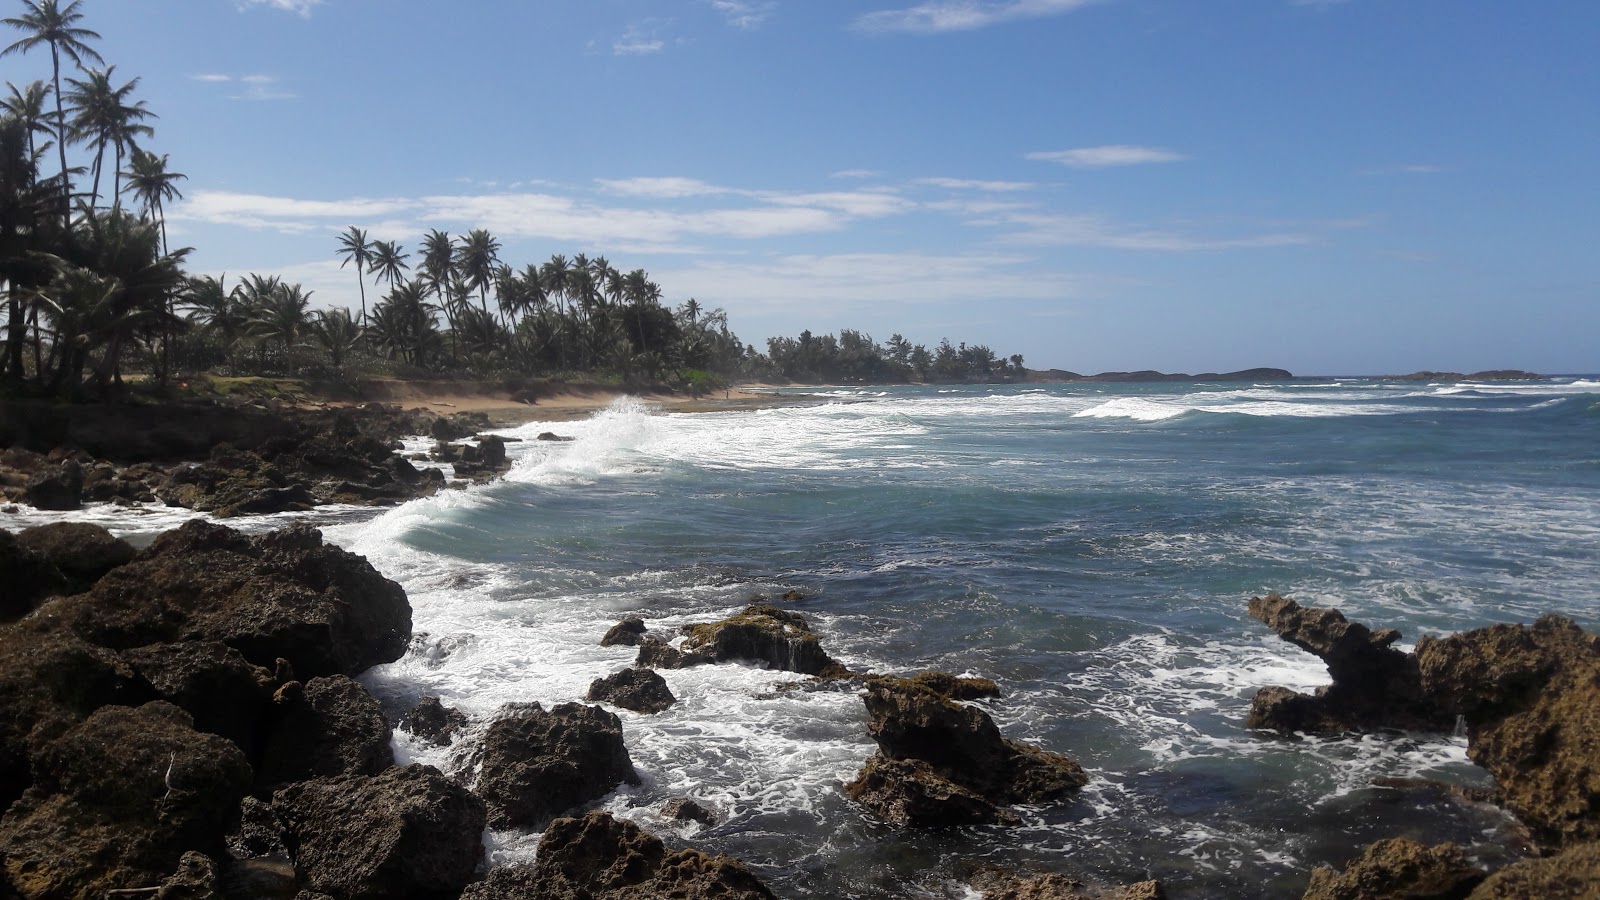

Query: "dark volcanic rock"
<box><xmin>257</xmin><ymin>676</ymin><xmax>394</xmax><ymax>792</ymax></box>
<box><xmin>155</xmin><ymin>851</ymin><xmax>222</xmax><ymax>900</ymax></box>
<box><xmin>600</xmin><ymin>616</ymin><xmax>647</xmax><ymax>647</ymax></box>
<box><xmin>157</xmin><ymin>445</ymin><xmax>315</xmax><ymax>517</ymax></box>
<box><xmin>0</xmin><ymin>530</ymin><xmax>66</xmax><ymax>619</ymax></box>
<box><xmin>273</xmin><ymin>764</ymin><xmax>486</xmax><ymax>900</ymax></box>
<box><xmin>22</xmin><ymin>459</ymin><xmax>82</xmax><ymax>511</ymax></box>
<box><xmin>121</xmin><ymin>640</ymin><xmax>274</xmax><ymax>752</ymax></box>
<box><xmin>58</xmin><ymin>520</ymin><xmax>410</xmax><ymax>678</ymax></box>
<box><xmin>0</xmin><ymin>702</ymin><xmax>250</xmax><ymax>899</ymax></box>
<box><xmin>1466</xmin><ymin>841</ymin><xmax>1600</xmax><ymax>898</ymax></box>
<box><xmin>460</xmin><ymin>810</ymin><xmax>775</xmax><ymax>900</ymax></box>
<box><xmin>871</xmin><ymin>670</ymin><xmax>1002</xmax><ymax>701</ymax></box>
<box><xmin>633</xmin><ymin>636</ymin><xmax>684</xmax><ymax>669</ymax></box>
<box><xmin>846</xmin><ymin>676</ymin><xmax>1086</xmax><ymax>826</ymax></box>
<box><xmin>1415</xmin><ymin>615</ymin><xmax>1600</xmax><ymax>849</ymax></box>
<box><xmin>475</xmin><ymin>702</ymin><xmax>640</xmax><ymax>829</ymax></box>
<box><xmin>399</xmin><ymin>696</ymin><xmax>469</xmax><ymax>746</ymax></box>
<box><xmin>587</xmin><ymin>667</ymin><xmax>676</xmax><ymax>714</ymax></box>
<box><xmin>662</xmin><ymin>797</ymin><xmax>717</xmax><ymax>826</ymax></box>
<box><xmin>646</xmin><ymin>604</ymin><xmax>848</xmax><ymax>675</ymax></box>
<box><xmin>971</xmin><ymin>869</ymin><xmax>1168</xmax><ymax>899</ymax></box>
<box><xmin>1245</xmin><ymin>594</ymin><xmax>1450</xmax><ymax>734</ymax></box>
<box><xmin>1300</xmin><ymin>838</ymin><xmax>1485</xmax><ymax>900</ymax></box>
<box><xmin>16</xmin><ymin>522</ymin><xmax>135</xmax><ymax>594</ymax></box>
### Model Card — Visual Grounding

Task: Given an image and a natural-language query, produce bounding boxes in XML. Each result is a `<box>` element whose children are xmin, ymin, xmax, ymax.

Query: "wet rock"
<box><xmin>1246</xmin><ymin>594</ymin><xmax>1450</xmax><ymax>734</ymax></box>
<box><xmin>16</xmin><ymin>522</ymin><xmax>136</xmax><ymax>594</ymax></box>
<box><xmin>0</xmin><ymin>621</ymin><xmax>151</xmax><ymax>811</ymax></box>
<box><xmin>0</xmin><ymin>702</ymin><xmax>250</xmax><ymax>899</ymax></box>
<box><xmin>22</xmin><ymin>459</ymin><xmax>82</xmax><ymax>511</ymax></box>
<box><xmin>429</xmin><ymin>416</ymin><xmax>469</xmax><ymax>441</ymax></box>
<box><xmin>273</xmin><ymin>764</ymin><xmax>486</xmax><ymax>900</ymax></box>
<box><xmin>600</xmin><ymin>616</ymin><xmax>647</xmax><ymax>647</ymax></box>
<box><xmin>157</xmin><ymin>445</ymin><xmax>315</xmax><ymax>517</ymax></box>
<box><xmin>587</xmin><ymin>667</ymin><xmax>676</xmax><ymax>714</ymax></box>
<box><xmin>871</xmin><ymin>670</ymin><xmax>1002</xmax><ymax>701</ymax></box>
<box><xmin>846</xmin><ymin>676</ymin><xmax>1087</xmax><ymax>826</ymax></box>
<box><xmin>634</xmin><ymin>636</ymin><xmax>684</xmax><ymax>669</ymax></box>
<box><xmin>400</xmin><ymin>696</ymin><xmax>469</xmax><ymax>746</ymax></box>
<box><xmin>479</xmin><ymin>435</ymin><xmax>508</xmax><ymax>468</ymax></box>
<box><xmin>428</xmin><ymin>439</ymin><xmax>458</xmax><ymax>463</ymax></box>
<box><xmin>0</xmin><ymin>530</ymin><xmax>66</xmax><ymax>619</ymax></box>
<box><xmin>971</xmin><ymin>869</ymin><xmax>1168</xmax><ymax>899</ymax></box>
<box><xmin>227</xmin><ymin>795</ymin><xmax>289</xmax><ymax>859</ymax></box>
<box><xmin>156</xmin><ymin>851</ymin><xmax>222</xmax><ymax>900</ymax></box>
<box><xmin>656</xmin><ymin>604</ymin><xmax>848</xmax><ymax>676</ymax></box>
<box><xmin>59</xmin><ymin>520</ymin><xmax>410</xmax><ymax>678</ymax></box>
<box><xmin>662</xmin><ymin>797</ymin><xmax>717</xmax><ymax>827</ymax></box>
<box><xmin>1416</xmin><ymin>615</ymin><xmax>1600</xmax><ymax>848</ymax></box>
<box><xmin>460</xmin><ymin>810</ymin><xmax>775</xmax><ymax>900</ymax></box>
<box><xmin>257</xmin><ymin>676</ymin><xmax>393</xmax><ymax>792</ymax></box>
<box><xmin>1301</xmin><ymin>838</ymin><xmax>1485</xmax><ymax>899</ymax></box>
<box><xmin>536</xmin><ymin>432</ymin><xmax>574</xmax><ymax>442</ymax></box>
<box><xmin>121</xmin><ymin>640</ymin><xmax>274</xmax><ymax>753</ymax></box>
<box><xmin>475</xmin><ymin>702</ymin><xmax>640</xmax><ymax>830</ymax></box>
<box><xmin>1467</xmin><ymin>841</ymin><xmax>1600</xmax><ymax>898</ymax></box>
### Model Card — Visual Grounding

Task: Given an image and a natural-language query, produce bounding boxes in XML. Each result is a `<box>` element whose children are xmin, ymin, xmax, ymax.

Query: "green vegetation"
<box><xmin>0</xmin><ymin>0</ymin><xmax>1027</xmax><ymax>400</ymax></box>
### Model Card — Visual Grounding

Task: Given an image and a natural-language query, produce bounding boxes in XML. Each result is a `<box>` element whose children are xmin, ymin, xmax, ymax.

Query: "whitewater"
<box><xmin>13</xmin><ymin>378</ymin><xmax>1600</xmax><ymax>897</ymax></box>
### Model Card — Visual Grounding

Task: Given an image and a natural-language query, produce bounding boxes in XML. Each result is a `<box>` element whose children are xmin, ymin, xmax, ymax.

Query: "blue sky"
<box><xmin>7</xmin><ymin>0</ymin><xmax>1597</xmax><ymax>375</ymax></box>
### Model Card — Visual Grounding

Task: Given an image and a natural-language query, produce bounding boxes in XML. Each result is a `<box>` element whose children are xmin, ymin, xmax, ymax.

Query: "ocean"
<box><xmin>14</xmin><ymin>378</ymin><xmax>1600</xmax><ymax>897</ymax></box>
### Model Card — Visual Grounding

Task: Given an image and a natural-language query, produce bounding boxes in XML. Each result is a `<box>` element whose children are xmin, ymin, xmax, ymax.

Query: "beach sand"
<box><xmin>311</xmin><ymin>382</ymin><xmax>817</xmax><ymax>426</ymax></box>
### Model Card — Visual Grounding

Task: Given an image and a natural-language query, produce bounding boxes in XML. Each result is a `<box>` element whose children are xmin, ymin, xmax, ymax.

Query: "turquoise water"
<box><xmin>22</xmin><ymin>378</ymin><xmax>1600</xmax><ymax>897</ymax></box>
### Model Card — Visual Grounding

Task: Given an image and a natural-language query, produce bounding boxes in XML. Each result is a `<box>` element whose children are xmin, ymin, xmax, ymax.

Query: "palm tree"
<box><xmin>2</xmin><ymin>0</ymin><xmax>103</xmax><ymax>223</ymax></box>
<box><xmin>540</xmin><ymin>253</ymin><xmax>572</xmax><ymax>369</ymax></box>
<box><xmin>2</xmin><ymin>80</ymin><xmax>54</xmax><ymax>159</ymax></box>
<box><xmin>0</xmin><ymin>113</ymin><xmax>59</xmax><ymax>382</ymax></box>
<box><xmin>418</xmin><ymin>228</ymin><xmax>457</xmax><ymax>358</ymax></box>
<box><xmin>454</xmin><ymin>227</ymin><xmax>499</xmax><ymax>315</ymax></box>
<box><xmin>63</xmin><ymin>65</ymin><xmax>153</xmax><ymax>210</ymax></box>
<box><xmin>249</xmin><ymin>281</ymin><xmax>312</xmax><ymax>351</ymax></box>
<box><xmin>335</xmin><ymin>225</ymin><xmax>372</xmax><ymax>328</ymax></box>
<box><xmin>308</xmin><ymin>307</ymin><xmax>360</xmax><ymax>368</ymax></box>
<box><xmin>182</xmin><ymin>273</ymin><xmax>249</xmax><ymax>348</ymax></box>
<box><xmin>120</xmin><ymin>148</ymin><xmax>183</xmax><ymax>252</ymax></box>
<box><xmin>369</xmin><ymin>239</ymin><xmax>409</xmax><ymax>291</ymax></box>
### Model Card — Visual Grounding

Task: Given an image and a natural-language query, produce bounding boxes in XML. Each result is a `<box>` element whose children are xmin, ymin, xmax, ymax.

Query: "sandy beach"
<box><xmin>313</xmin><ymin>381</ymin><xmax>821</xmax><ymax>426</ymax></box>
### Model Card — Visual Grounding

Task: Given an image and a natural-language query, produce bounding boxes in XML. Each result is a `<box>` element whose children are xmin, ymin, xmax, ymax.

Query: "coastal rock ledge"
<box><xmin>846</xmin><ymin>674</ymin><xmax>1088</xmax><ymax>826</ymax></box>
<box><xmin>634</xmin><ymin>604</ymin><xmax>849</xmax><ymax>676</ymax></box>
<box><xmin>475</xmin><ymin>702</ymin><xmax>641</xmax><ymax>829</ymax></box>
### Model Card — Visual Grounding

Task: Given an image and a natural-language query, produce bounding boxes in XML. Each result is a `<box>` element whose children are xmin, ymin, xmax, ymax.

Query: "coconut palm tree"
<box><xmin>2</xmin><ymin>80</ymin><xmax>54</xmax><ymax>159</ymax></box>
<box><xmin>119</xmin><ymin>148</ymin><xmax>183</xmax><ymax>252</ymax></box>
<box><xmin>63</xmin><ymin>65</ymin><xmax>154</xmax><ymax>210</ymax></box>
<box><xmin>308</xmin><ymin>307</ymin><xmax>360</xmax><ymax>368</ymax></box>
<box><xmin>369</xmin><ymin>239</ymin><xmax>409</xmax><ymax>292</ymax></box>
<box><xmin>1</xmin><ymin>0</ymin><xmax>103</xmax><ymax>222</ymax></box>
<box><xmin>0</xmin><ymin>113</ymin><xmax>59</xmax><ymax>382</ymax></box>
<box><xmin>454</xmin><ymin>227</ymin><xmax>499</xmax><ymax>315</ymax></box>
<box><xmin>249</xmin><ymin>281</ymin><xmax>312</xmax><ymax>351</ymax></box>
<box><xmin>182</xmin><ymin>273</ymin><xmax>249</xmax><ymax>348</ymax></box>
<box><xmin>334</xmin><ymin>225</ymin><xmax>374</xmax><ymax>328</ymax></box>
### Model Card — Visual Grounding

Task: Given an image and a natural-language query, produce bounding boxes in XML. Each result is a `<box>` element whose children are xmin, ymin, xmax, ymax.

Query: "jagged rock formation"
<box><xmin>1300</xmin><ymin>838</ymin><xmax>1485</xmax><ymax>899</ymax></box>
<box><xmin>399</xmin><ymin>696</ymin><xmax>469</xmax><ymax>746</ymax></box>
<box><xmin>633</xmin><ymin>604</ymin><xmax>847</xmax><ymax>676</ymax></box>
<box><xmin>475</xmin><ymin>702</ymin><xmax>640</xmax><ymax>829</ymax></box>
<box><xmin>846</xmin><ymin>675</ymin><xmax>1087</xmax><ymax>826</ymax></box>
<box><xmin>1245</xmin><ymin>594</ymin><xmax>1450</xmax><ymax>734</ymax></box>
<box><xmin>459</xmin><ymin>811</ymin><xmax>775</xmax><ymax>900</ymax></box>
<box><xmin>586</xmin><ymin>667</ymin><xmax>676</xmax><ymax>714</ymax></box>
<box><xmin>970</xmin><ymin>869</ymin><xmax>1167</xmax><ymax>899</ymax></box>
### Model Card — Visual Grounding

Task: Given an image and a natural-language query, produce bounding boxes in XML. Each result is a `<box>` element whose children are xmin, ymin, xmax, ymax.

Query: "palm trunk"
<box><xmin>5</xmin><ymin>283</ymin><xmax>23</xmax><ymax>382</ymax></box>
<box><xmin>50</xmin><ymin>46</ymin><xmax>70</xmax><ymax>226</ymax></box>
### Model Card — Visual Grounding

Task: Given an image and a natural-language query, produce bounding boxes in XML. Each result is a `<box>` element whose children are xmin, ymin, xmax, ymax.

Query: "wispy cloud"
<box><xmin>831</xmin><ymin>169</ymin><xmax>882</xmax><ymax>180</ymax></box>
<box><xmin>1291</xmin><ymin>0</ymin><xmax>1350</xmax><ymax>8</ymax></box>
<box><xmin>709</xmin><ymin>0</ymin><xmax>777</xmax><ymax>29</ymax></box>
<box><xmin>189</xmin><ymin>73</ymin><xmax>233</xmax><ymax>83</ymax></box>
<box><xmin>855</xmin><ymin>0</ymin><xmax>1097</xmax><ymax>35</ymax></box>
<box><xmin>238</xmin><ymin>0</ymin><xmax>322</xmax><ymax>17</ymax></box>
<box><xmin>994</xmin><ymin>212</ymin><xmax>1312</xmax><ymax>251</ymax></box>
<box><xmin>614</xmin><ymin>26</ymin><xmax>666</xmax><ymax>56</ymax></box>
<box><xmin>189</xmin><ymin>73</ymin><xmax>295</xmax><ymax>100</ymax></box>
<box><xmin>1359</xmin><ymin>163</ymin><xmax>1452</xmax><ymax>176</ymax></box>
<box><xmin>596</xmin><ymin>177</ymin><xmax>732</xmax><ymax>198</ymax></box>
<box><xmin>915</xmin><ymin>176</ymin><xmax>1036</xmax><ymax>192</ymax></box>
<box><xmin>1026</xmin><ymin>145</ymin><xmax>1185</xmax><ymax>168</ymax></box>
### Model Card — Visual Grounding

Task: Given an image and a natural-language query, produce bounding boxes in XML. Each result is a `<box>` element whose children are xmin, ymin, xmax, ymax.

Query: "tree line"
<box><xmin>0</xmin><ymin>0</ymin><xmax>1027</xmax><ymax>400</ymax></box>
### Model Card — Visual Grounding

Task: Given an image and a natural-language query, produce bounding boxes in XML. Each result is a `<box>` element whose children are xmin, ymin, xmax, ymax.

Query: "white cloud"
<box><xmin>915</xmin><ymin>176</ymin><xmax>1036</xmax><ymax>192</ymax></box>
<box><xmin>855</xmin><ymin>0</ymin><xmax>1097</xmax><ymax>34</ymax></box>
<box><xmin>596</xmin><ymin>177</ymin><xmax>731</xmax><ymax>198</ymax></box>
<box><xmin>614</xmin><ymin>27</ymin><xmax>666</xmax><ymax>56</ymax></box>
<box><xmin>831</xmin><ymin>169</ymin><xmax>882</xmax><ymax>179</ymax></box>
<box><xmin>191</xmin><ymin>72</ymin><xmax>294</xmax><ymax>100</ymax></box>
<box><xmin>239</xmin><ymin>0</ymin><xmax>322</xmax><ymax>16</ymax></box>
<box><xmin>189</xmin><ymin>73</ymin><xmax>233</xmax><ymax>83</ymax></box>
<box><xmin>1025</xmin><ymin>145</ymin><xmax>1185</xmax><ymax>168</ymax></box>
<box><xmin>1359</xmin><ymin>163</ymin><xmax>1451</xmax><ymax>176</ymax></box>
<box><xmin>709</xmin><ymin>0</ymin><xmax>777</xmax><ymax>29</ymax></box>
<box><xmin>996</xmin><ymin>212</ymin><xmax>1312</xmax><ymax>251</ymax></box>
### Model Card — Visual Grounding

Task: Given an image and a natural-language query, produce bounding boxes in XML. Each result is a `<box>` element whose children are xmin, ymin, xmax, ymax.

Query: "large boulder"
<box><xmin>22</xmin><ymin>459</ymin><xmax>82</xmax><ymax>511</ymax></box>
<box><xmin>599</xmin><ymin>616</ymin><xmax>647</xmax><ymax>647</ymax></box>
<box><xmin>970</xmin><ymin>869</ymin><xmax>1167</xmax><ymax>899</ymax></box>
<box><xmin>120</xmin><ymin>640</ymin><xmax>274</xmax><ymax>754</ymax></box>
<box><xmin>460</xmin><ymin>811</ymin><xmax>775</xmax><ymax>900</ymax></box>
<box><xmin>846</xmin><ymin>676</ymin><xmax>1086</xmax><ymax>826</ymax></box>
<box><xmin>1415</xmin><ymin>615</ymin><xmax>1600</xmax><ymax>849</ymax></box>
<box><xmin>0</xmin><ymin>702</ymin><xmax>250</xmax><ymax>899</ymax></box>
<box><xmin>272</xmin><ymin>764</ymin><xmax>486</xmax><ymax>900</ymax></box>
<box><xmin>586</xmin><ymin>667</ymin><xmax>676</xmax><ymax>714</ymax></box>
<box><xmin>475</xmin><ymin>702</ymin><xmax>640</xmax><ymax>830</ymax></box>
<box><xmin>1466</xmin><ymin>841</ymin><xmax>1600</xmax><ymax>899</ymax></box>
<box><xmin>157</xmin><ymin>445</ymin><xmax>314</xmax><ymax>517</ymax></box>
<box><xmin>56</xmin><ymin>520</ymin><xmax>410</xmax><ymax>678</ymax></box>
<box><xmin>256</xmin><ymin>676</ymin><xmax>393</xmax><ymax>792</ymax></box>
<box><xmin>1245</xmin><ymin>594</ymin><xmax>1451</xmax><ymax>734</ymax></box>
<box><xmin>399</xmin><ymin>696</ymin><xmax>469</xmax><ymax>746</ymax></box>
<box><xmin>1300</xmin><ymin>838</ymin><xmax>1485</xmax><ymax>900</ymax></box>
<box><xmin>636</xmin><ymin>604</ymin><xmax>848</xmax><ymax>676</ymax></box>
<box><xmin>15</xmin><ymin>523</ymin><xmax>135</xmax><ymax>595</ymax></box>
<box><xmin>0</xmin><ymin>531</ymin><xmax>66</xmax><ymax>619</ymax></box>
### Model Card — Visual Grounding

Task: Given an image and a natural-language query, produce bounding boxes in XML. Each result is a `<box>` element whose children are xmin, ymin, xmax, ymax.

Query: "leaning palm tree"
<box><xmin>454</xmin><ymin>227</ymin><xmax>499</xmax><ymax>316</ymax></box>
<box><xmin>119</xmin><ymin>148</ymin><xmax>183</xmax><ymax>252</ymax></box>
<box><xmin>63</xmin><ymin>65</ymin><xmax>154</xmax><ymax>210</ymax></box>
<box><xmin>368</xmin><ymin>239</ymin><xmax>409</xmax><ymax>292</ymax></box>
<box><xmin>417</xmin><ymin>228</ymin><xmax>457</xmax><ymax>358</ymax></box>
<box><xmin>1</xmin><ymin>0</ymin><xmax>103</xmax><ymax>223</ymax></box>
<box><xmin>2</xmin><ymin>79</ymin><xmax>54</xmax><ymax>159</ymax></box>
<box><xmin>334</xmin><ymin>225</ymin><xmax>373</xmax><ymax>328</ymax></box>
